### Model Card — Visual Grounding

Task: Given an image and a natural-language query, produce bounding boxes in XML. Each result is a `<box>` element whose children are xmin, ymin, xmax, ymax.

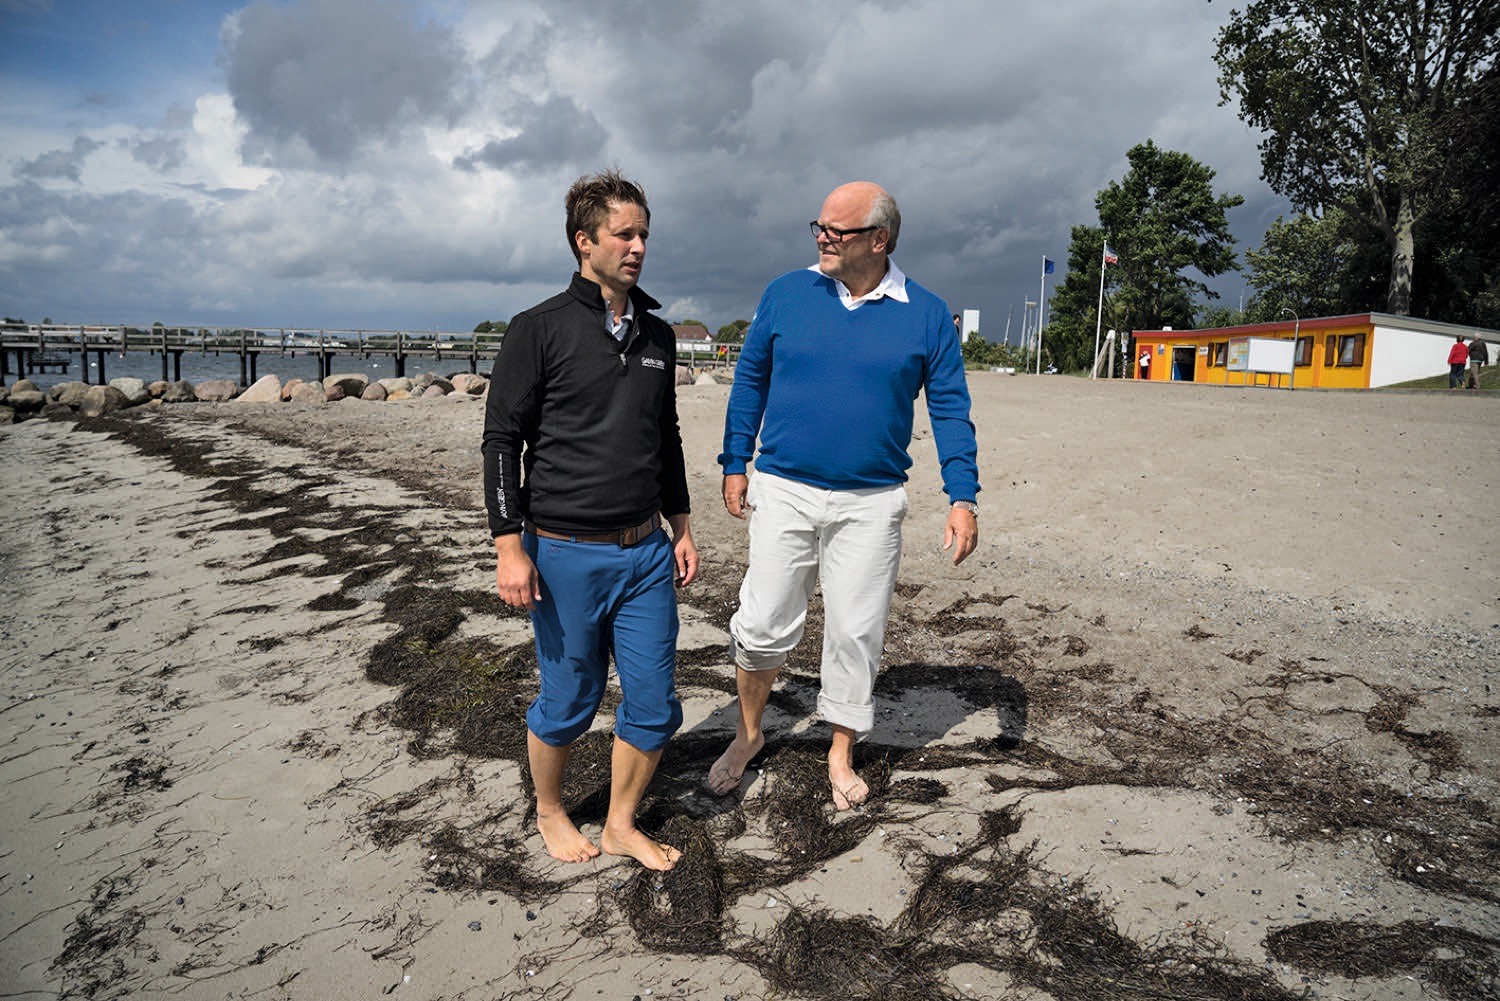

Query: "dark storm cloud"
<box><xmin>0</xmin><ymin>182</ymin><xmax>211</xmax><ymax>319</ymax></box>
<box><xmin>16</xmin><ymin>137</ymin><xmax>102</xmax><ymax>182</ymax></box>
<box><xmin>454</xmin><ymin>95</ymin><xmax>605</xmax><ymax>172</ymax></box>
<box><xmin>223</xmin><ymin>0</ymin><xmax>462</xmax><ymax>163</ymax></box>
<box><xmin>0</xmin><ymin>0</ymin><xmax>1291</xmax><ymax>333</ymax></box>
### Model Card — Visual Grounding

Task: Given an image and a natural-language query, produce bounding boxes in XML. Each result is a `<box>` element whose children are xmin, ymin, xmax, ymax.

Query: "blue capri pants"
<box><xmin>523</xmin><ymin>529</ymin><xmax>683</xmax><ymax>752</ymax></box>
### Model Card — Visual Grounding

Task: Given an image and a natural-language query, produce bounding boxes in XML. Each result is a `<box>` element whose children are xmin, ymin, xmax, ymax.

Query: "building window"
<box><xmin>1294</xmin><ymin>336</ymin><xmax>1313</xmax><ymax>366</ymax></box>
<box><xmin>1324</xmin><ymin>333</ymin><xmax>1367</xmax><ymax>367</ymax></box>
<box><xmin>1207</xmin><ymin>341</ymin><xmax>1228</xmax><ymax>367</ymax></box>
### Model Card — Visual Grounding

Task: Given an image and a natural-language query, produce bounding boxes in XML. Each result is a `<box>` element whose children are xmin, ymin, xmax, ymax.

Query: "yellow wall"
<box><xmin>1138</xmin><ymin>320</ymin><xmax>1376</xmax><ymax>389</ymax></box>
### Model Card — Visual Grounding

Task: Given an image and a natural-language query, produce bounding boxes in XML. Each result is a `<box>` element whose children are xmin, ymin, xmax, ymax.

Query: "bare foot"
<box><xmin>536</xmin><ymin>808</ymin><xmax>600</xmax><ymax>863</ymax></box>
<box><xmin>706</xmin><ymin>734</ymin><xmax>763</xmax><ymax>795</ymax></box>
<box><xmin>829</xmin><ymin>768</ymin><xmax>868</xmax><ymax>812</ymax></box>
<box><xmin>600</xmin><ymin>826</ymin><xmax>681</xmax><ymax>871</ymax></box>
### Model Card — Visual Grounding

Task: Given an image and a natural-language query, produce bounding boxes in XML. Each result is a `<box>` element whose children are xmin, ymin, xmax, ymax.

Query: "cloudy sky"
<box><xmin>0</xmin><ymin>0</ymin><xmax>1288</xmax><ymax>336</ymax></box>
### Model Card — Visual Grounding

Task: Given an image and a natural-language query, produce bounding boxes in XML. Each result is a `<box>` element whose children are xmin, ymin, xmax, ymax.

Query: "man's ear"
<box><xmin>872</xmin><ymin>228</ymin><xmax>891</xmax><ymax>254</ymax></box>
<box><xmin>574</xmin><ymin>229</ymin><xmax>592</xmax><ymax>260</ymax></box>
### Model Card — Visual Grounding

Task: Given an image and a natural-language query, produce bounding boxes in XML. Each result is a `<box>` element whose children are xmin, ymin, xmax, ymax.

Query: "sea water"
<box><xmin>8</xmin><ymin>349</ymin><xmax>490</xmax><ymax>394</ymax></box>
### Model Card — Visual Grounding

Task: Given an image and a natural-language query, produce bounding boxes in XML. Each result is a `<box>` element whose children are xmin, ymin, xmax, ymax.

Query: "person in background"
<box><xmin>1466</xmin><ymin>335</ymin><xmax>1489</xmax><ymax>390</ymax></box>
<box><xmin>1448</xmin><ymin>335</ymin><xmax>1469</xmax><ymax>390</ymax></box>
<box><xmin>481</xmin><ymin>169</ymin><xmax>697</xmax><ymax>871</ymax></box>
<box><xmin>709</xmin><ymin>181</ymin><xmax>980</xmax><ymax>811</ymax></box>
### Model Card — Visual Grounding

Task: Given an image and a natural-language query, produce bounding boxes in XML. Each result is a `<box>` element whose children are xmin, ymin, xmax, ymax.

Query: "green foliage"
<box><xmin>961</xmin><ymin>335</ymin><xmax>1024</xmax><ymax>370</ymax></box>
<box><xmin>1241</xmin><ymin>208</ymin><xmax>1386</xmax><ymax>321</ymax></box>
<box><xmin>717</xmin><ymin>319</ymin><xmax>751</xmax><ymax>343</ymax></box>
<box><xmin>1046</xmin><ymin>142</ymin><xmax>1242</xmax><ymax>370</ymax></box>
<box><xmin>1215</xmin><ymin>0</ymin><xmax>1500</xmax><ymax>315</ymax></box>
<box><xmin>473</xmin><ymin>320</ymin><xmax>509</xmax><ymax>334</ymax></box>
<box><xmin>1411</xmin><ymin>66</ymin><xmax>1500</xmax><ymax>327</ymax></box>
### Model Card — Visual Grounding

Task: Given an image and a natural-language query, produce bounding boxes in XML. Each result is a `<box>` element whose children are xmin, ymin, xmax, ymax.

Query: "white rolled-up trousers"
<box><xmin>728</xmin><ymin>470</ymin><xmax>908</xmax><ymax>734</ymax></box>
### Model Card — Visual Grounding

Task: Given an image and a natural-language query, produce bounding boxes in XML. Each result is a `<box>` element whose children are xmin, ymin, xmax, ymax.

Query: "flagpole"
<box><xmin>1036</xmin><ymin>256</ymin><xmax>1048</xmax><ymax>375</ymax></box>
<box><xmin>1091</xmin><ymin>241</ymin><xmax>1108</xmax><ymax>380</ymax></box>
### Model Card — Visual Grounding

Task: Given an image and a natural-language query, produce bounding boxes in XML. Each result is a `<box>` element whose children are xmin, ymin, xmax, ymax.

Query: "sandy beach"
<box><xmin>2</xmin><ymin>374</ymin><xmax>1496</xmax><ymax>1001</ymax></box>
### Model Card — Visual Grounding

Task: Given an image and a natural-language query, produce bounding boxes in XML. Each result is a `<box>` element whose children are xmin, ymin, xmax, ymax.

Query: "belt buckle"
<box><xmin>619</xmin><ymin>514</ymin><xmax>655</xmax><ymax>547</ymax></box>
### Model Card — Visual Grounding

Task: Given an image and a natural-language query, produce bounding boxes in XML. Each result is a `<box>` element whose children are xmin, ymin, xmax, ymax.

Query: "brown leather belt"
<box><xmin>525</xmin><ymin>513</ymin><xmax>661</xmax><ymax>547</ymax></box>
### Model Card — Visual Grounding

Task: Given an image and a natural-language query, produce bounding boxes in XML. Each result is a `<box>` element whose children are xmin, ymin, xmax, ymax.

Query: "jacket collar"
<box><xmin>568</xmin><ymin>272</ymin><xmax>662</xmax><ymax>314</ymax></box>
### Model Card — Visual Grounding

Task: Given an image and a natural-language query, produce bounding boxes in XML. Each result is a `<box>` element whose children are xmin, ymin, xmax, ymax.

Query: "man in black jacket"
<box><xmin>482</xmin><ymin>170</ymin><xmax>697</xmax><ymax>871</ymax></box>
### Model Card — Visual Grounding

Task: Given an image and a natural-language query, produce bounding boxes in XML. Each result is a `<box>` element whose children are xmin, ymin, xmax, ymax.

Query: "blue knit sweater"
<box><xmin>718</xmin><ymin>267</ymin><xmax>980</xmax><ymax>502</ymax></box>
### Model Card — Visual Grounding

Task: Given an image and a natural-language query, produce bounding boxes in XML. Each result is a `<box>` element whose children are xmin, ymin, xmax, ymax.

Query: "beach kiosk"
<box><xmin>1132</xmin><ymin>313</ymin><xmax>1497</xmax><ymax>389</ymax></box>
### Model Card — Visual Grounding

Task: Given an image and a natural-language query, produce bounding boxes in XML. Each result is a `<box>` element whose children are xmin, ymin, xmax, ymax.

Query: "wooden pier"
<box><xmin>0</xmin><ymin>324</ymin><xmax>510</xmax><ymax>386</ymax></box>
<box><xmin>1</xmin><ymin>323</ymin><xmax>739</xmax><ymax>386</ymax></box>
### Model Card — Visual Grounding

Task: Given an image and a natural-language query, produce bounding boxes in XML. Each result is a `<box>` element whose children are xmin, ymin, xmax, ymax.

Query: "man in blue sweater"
<box><xmin>710</xmin><ymin>181</ymin><xmax>980</xmax><ymax>810</ymax></box>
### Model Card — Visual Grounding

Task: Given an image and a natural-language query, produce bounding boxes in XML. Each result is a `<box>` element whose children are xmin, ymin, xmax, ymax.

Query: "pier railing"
<box><xmin>1</xmin><ymin>323</ymin><xmax>739</xmax><ymax>385</ymax></box>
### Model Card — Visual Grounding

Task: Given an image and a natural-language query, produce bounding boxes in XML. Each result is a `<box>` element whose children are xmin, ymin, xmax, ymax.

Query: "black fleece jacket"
<box><xmin>481</xmin><ymin>273</ymin><xmax>690</xmax><ymax>537</ymax></box>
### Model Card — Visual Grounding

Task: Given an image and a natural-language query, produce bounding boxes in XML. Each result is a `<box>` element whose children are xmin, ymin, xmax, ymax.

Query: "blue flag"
<box><xmin>1043</xmin><ymin>258</ymin><xmax>1055</xmax><ymax>275</ymax></box>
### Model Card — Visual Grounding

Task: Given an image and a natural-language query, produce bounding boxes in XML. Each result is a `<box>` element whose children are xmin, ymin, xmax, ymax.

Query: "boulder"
<box><xmin>195</xmin><ymin>379</ymin><xmax>239</xmax><ymax>402</ymax></box>
<box><xmin>288</xmin><ymin>381</ymin><xmax>326</xmax><ymax>404</ymax></box>
<box><xmin>161</xmin><ymin>380</ymin><xmax>196</xmax><ymax>403</ymax></box>
<box><xmin>0</xmin><ymin>406</ymin><xmax>14</xmax><ymax>425</ymax></box>
<box><xmin>10</xmin><ymin>378</ymin><xmax>40</xmax><ymax>395</ymax></box>
<box><xmin>79</xmin><ymin>385</ymin><xmax>131</xmax><ymax>417</ymax></box>
<box><xmin>360</xmin><ymin>382</ymin><xmax>388</xmax><ymax>401</ymax></box>
<box><xmin>281</xmin><ymin>378</ymin><xmax>305</xmax><ymax>401</ymax></box>
<box><xmin>41</xmin><ymin>401</ymin><xmax>77</xmax><ymax>418</ymax></box>
<box><xmin>48</xmin><ymin>381</ymin><xmax>90</xmax><ymax>407</ymax></box>
<box><xmin>324</xmin><ymin>372</ymin><xmax>369</xmax><ymax>398</ymax></box>
<box><xmin>451</xmin><ymin>372</ymin><xmax>487</xmax><ymax>395</ymax></box>
<box><xmin>421</xmin><ymin>382</ymin><xmax>451</xmax><ymax>398</ymax></box>
<box><xmin>234</xmin><ymin>374</ymin><xmax>283</xmax><ymax>403</ymax></box>
<box><xmin>676</xmin><ymin>365</ymin><xmax>694</xmax><ymax>387</ymax></box>
<box><xmin>386</xmin><ymin>388</ymin><xmax>413</xmax><ymax>401</ymax></box>
<box><xmin>378</xmin><ymin>377</ymin><xmax>413</xmax><ymax>394</ymax></box>
<box><xmin>7</xmin><ymin>389</ymin><xmax>46</xmax><ymax>413</ymax></box>
<box><xmin>147</xmin><ymin>380</ymin><xmax>169</xmax><ymax>398</ymax></box>
<box><xmin>109</xmin><ymin>377</ymin><xmax>149</xmax><ymax>406</ymax></box>
<box><xmin>324</xmin><ymin>384</ymin><xmax>347</xmax><ymax>402</ymax></box>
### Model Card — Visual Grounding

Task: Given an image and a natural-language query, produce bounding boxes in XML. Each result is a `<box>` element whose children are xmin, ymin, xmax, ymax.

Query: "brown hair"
<box><xmin>565</xmin><ymin>169</ymin><xmax>649</xmax><ymax>263</ymax></box>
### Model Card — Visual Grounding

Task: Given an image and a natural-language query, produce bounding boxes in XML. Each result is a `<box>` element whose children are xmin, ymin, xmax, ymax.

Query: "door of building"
<box><xmin>1171</xmin><ymin>346</ymin><xmax>1196</xmax><ymax>381</ymax></box>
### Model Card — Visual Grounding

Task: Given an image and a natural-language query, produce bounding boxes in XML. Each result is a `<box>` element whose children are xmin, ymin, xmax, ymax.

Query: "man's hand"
<box><xmin>494</xmin><ymin>534</ymin><xmax>542</xmax><ymax>610</ymax></box>
<box><xmin>668</xmin><ymin>513</ymin><xmax>699</xmax><ymax>586</ymax></box>
<box><xmin>942</xmin><ymin>505</ymin><xmax>979</xmax><ymax>566</ymax></box>
<box><xmin>722</xmin><ymin>473</ymin><xmax>751</xmax><ymax>520</ymax></box>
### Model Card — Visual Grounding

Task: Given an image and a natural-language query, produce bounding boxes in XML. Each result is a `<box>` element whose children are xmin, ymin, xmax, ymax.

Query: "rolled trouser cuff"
<box><xmin>817</xmin><ymin>690</ymin><xmax>874</xmax><ymax>736</ymax></box>
<box><xmin>729</xmin><ymin>630</ymin><xmax>788</xmax><ymax>673</ymax></box>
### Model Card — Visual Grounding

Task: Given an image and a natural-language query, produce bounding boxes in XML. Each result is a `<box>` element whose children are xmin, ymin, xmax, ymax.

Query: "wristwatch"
<box><xmin>952</xmin><ymin>500</ymin><xmax>979</xmax><ymax>517</ymax></box>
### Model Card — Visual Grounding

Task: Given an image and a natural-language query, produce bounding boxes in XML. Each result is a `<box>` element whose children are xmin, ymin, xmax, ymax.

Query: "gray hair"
<box><xmin>867</xmin><ymin>191</ymin><xmax>901</xmax><ymax>254</ymax></box>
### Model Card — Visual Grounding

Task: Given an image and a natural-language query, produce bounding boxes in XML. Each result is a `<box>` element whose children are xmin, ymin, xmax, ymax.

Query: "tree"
<box><xmin>1045</xmin><ymin>142</ymin><xmax>1242</xmax><ymax>370</ymax></box>
<box><xmin>1241</xmin><ymin>207</ymin><xmax>1385</xmax><ymax>321</ymax></box>
<box><xmin>961</xmin><ymin>335</ymin><xmax>1025</xmax><ymax>371</ymax></box>
<box><xmin>474</xmin><ymin>320</ymin><xmax>508</xmax><ymax>334</ymax></box>
<box><xmin>1412</xmin><ymin>63</ymin><xmax>1500</xmax><ymax>326</ymax></box>
<box><xmin>717</xmin><ymin>319</ymin><xmax>750</xmax><ymax>343</ymax></box>
<box><xmin>1214</xmin><ymin>0</ymin><xmax>1500</xmax><ymax>315</ymax></box>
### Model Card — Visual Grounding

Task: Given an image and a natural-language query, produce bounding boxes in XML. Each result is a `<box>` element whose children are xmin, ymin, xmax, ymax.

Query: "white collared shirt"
<box><xmin>810</xmin><ymin>260</ymin><xmax>911</xmax><ymax>311</ymax></box>
<box><xmin>605</xmin><ymin>302</ymin><xmax>634</xmax><ymax>342</ymax></box>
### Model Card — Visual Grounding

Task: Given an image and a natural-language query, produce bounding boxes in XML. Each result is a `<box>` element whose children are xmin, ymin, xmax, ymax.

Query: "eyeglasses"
<box><xmin>809</xmin><ymin>221</ymin><xmax>879</xmax><ymax>243</ymax></box>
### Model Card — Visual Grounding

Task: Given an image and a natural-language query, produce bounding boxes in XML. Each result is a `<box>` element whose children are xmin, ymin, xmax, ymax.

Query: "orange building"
<box><xmin>1133</xmin><ymin>313</ymin><xmax>1495</xmax><ymax>389</ymax></box>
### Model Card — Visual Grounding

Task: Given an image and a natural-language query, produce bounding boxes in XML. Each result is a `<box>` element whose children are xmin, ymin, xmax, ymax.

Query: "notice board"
<box><xmin>1228</xmin><ymin>336</ymin><xmax>1295</xmax><ymax>379</ymax></box>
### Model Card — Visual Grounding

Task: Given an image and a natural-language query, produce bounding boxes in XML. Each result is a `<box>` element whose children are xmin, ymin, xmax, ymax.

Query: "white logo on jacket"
<box><xmin>641</xmin><ymin>357</ymin><xmax>665</xmax><ymax>370</ymax></box>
